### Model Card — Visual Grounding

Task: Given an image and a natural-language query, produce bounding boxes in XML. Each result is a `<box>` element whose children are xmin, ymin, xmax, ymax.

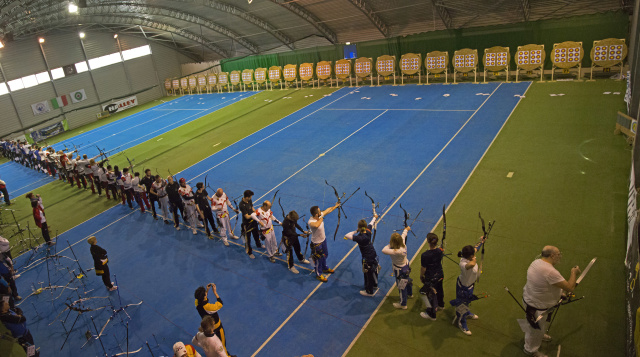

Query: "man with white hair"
<box><xmin>522</xmin><ymin>246</ymin><xmax>581</xmax><ymax>357</ymax></box>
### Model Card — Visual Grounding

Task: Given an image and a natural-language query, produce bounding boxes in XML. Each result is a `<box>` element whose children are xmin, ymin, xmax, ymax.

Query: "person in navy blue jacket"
<box><xmin>344</xmin><ymin>215</ymin><xmax>380</xmax><ymax>297</ymax></box>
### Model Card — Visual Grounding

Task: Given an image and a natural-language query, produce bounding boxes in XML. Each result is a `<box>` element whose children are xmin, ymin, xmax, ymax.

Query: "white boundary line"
<box><xmin>339</xmin><ymin>81</ymin><xmax>533</xmax><ymax>357</ymax></box>
<box><xmin>322</xmin><ymin>108</ymin><xmax>475</xmax><ymax>112</ymax></box>
<box><xmin>250</xmin><ymin>84</ymin><xmax>504</xmax><ymax>356</ymax></box>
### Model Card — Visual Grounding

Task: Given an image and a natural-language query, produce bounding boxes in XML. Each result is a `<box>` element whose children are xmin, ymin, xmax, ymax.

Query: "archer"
<box><xmin>308</xmin><ymin>203</ymin><xmax>340</xmax><ymax>282</ymax></box>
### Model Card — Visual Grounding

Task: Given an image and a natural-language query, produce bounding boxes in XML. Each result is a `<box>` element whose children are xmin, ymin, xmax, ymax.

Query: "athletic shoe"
<box><xmin>13</xmin><ymin>274</ymin><xmax>20</xmax><ymax>279</ymax></box>
<box><xmin>300</xmin><ymin>259</ymin><xmax>310</xmax><ymax>264</ymax></box>
<box><xmin>274</xmin><ymin>252</ymin><xmax>283</xmax><ymax>257</ymax></box>
<box><xmin>408</xmin><ymin>294</ymin><xmax>414</xmax><ymax>299</ymax></box>
<box><xmin>248</xmin><ymin>254</ymin><xmax>255</xmax><ymax>259</ymax></box>
<box><xmin>542</xmin><ymin>334</ymin><xmax>552</xmax><ymax>342</ymax></box>
<box><xmin>256</xmin><ymin>243</ymin><xmax>264</xmax><ymax>249</ymax></box>
<box><xmin>359</xmin><ymin>290</ymin><xmax>375</xmax><ymax>297</ymax></box>
<box><xmin>14</xmin><ymin>296</ymin><xmax>21</xmax><ymax>301</ymax></box>
<box><xmin>470</xmin><ymin>314</ymin><xmax>479</xmax><ymax>320</ymax></box>
<box><xmin>197</xmin><ymin>223</ymin><xmax>204</xmax><ymax>228</ymax></box>
<box><xmin>316</xmin><ymin>275</ymin><xmax>328</xmax><ymax>282</ymax></box>
<box><xmin>223</xmin><ymin>241</ymin><xmax>230</xmax><ymax>247</ymax></box>
<box><xmin>523</xmin><ymin>349</ymin><xmax>547</xmax><ymax>357</ymax></box>
<box><xmin>269</xmin><ymin>257</ymin><xmax>276</xmax><ymax>263</ymax></box>
<box><xmin>153</xmin><ymin>215</ymin><xmax>158</xmax><ymax>220</ymax></box>
<box><xmin>230</xmin><ymin>235</ymin><xmax>239</xmax><ymax>240</ymax></box>
<box><xmin>458</xmin><ymin>320</ymin><xmax>472</xmax><ymax>335</ymax></box>
<box><xmin>392</xmin><ymin>303</ymin><xmax>407</xmax><ymax>310</ymax></box>
<box><xmin>420</xmin><ymin>312</ymin><xmax>436</xmax><ymax>321</ymax></box>
<box><xmin>192</xmin><ymin>229</ymin><xmax>197</xmax><ymax>235</ymax></box>
<box><xmin>323</xmin><ymin>268</ymin><xmax>335</xmax><ymax>274</ymax></box>
<box><xmin>208</xmin><ymin>235</ymin><xmax>214</xmax><ymax>240</ymax></box>
<box><xmin>289</xmin><ymin>267</ymin><xmax>299</xmax><ymax>274</ymax></box>
<box><xmin>164</xmin><ymin>220</ymin><xmax>170</xmax><ymax>224</ymax></box>
<box><xmin>108</xmin><ymin>285</ymin><xmax>118</xmax><ymax>291</ymax></box>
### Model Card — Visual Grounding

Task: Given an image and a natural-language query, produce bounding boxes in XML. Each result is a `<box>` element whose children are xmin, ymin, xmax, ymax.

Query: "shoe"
<box><xmin>269</xmin><ymin>257</ymin><xmax>276</xmax><ymax>263</ymax></box>
<box><xmin>14</xmin><ymin>296</ymin><xmax>21</xmax><ymax>301</ymax></box>
<box><xmin>408</xmin><ymin>294</ymin><xmax>414</xmax><ymax>299</ymax></box>
<box><xmin>274</xmin><ymin>252</ymin><xmax>283</xmax><ymax>257</ymax></box>
<box><xmin>523</xmin><ymin>348</ymin><xmax>548</xmax><ymax>357</ymax></box>
<box><xmin>359</xmin><ymin>290</ymin><xmax>375</xmax><ymax>297</ymax></box>
<box><xmin>316</xmin><ymin>275</ymin><xmax>328</xmax><ymax>282</ymax></box>
<box><xmin>153</xmin><ymin>215</ymin><xmax>158</xmax><ymax>220</ymax></box>
<box><xmin>542</xmin><ymin>334</ymin><xmax>552</xmax><ymax>342</ymax></box>
<box><xmin>392</xmin><ymin>303</ymin><xmax>407</xmax><ymax>310</ymax></box>
<box><xmin>223</xmin><ymin>241</ymin><xmax>230</xmax><ymax>247</ymax></box>
<box><xmin>231</xmin><ymin>235</ymin><xmax>239</xmax><ymax>240</ymax></box>
<box><xmin>164</xmin><ymin>220</ymin><xmax>170</xmax><ymax>224</ymax></box>
<box><xmin>108</xmin><ymin>285</ymin><xmax>118</xmax><ymax>291</ymax></box>
<box><xmin>248</xmin><ymin>254</ymin><xmax>255</xmax><ymax>259</ymax></box>
<box><xmin>192</xmin><ymin>229</ymin><xmax>198</xmax><ymax>235</ymax></box>
<box><xmin>300</xmin><ymin>259</ymin><xmax>310</xmax><ymax>264</ymax></box>
<box><xmin>175</xmin><ymin>226</ymin><xmax>180</xmax><ymax>231</ymax></box>
<box><xmin>458</xmin><ymin>320</ymin><xmax>471</xmax><ymax>335</ymax></box>
<box><xmin>470</xmin><ymin>314</ymin><xmax>479</xmax><ymax>320</ymax></box>
<box><xmin>13</xmin><ymin>274</ymin><xmax>20</xmax><ymax>279</ymax></box>
<box><xmin>323</xmin><ymin>268</ymin><xmax>335</xmax><ymax>274</ymax></box>
<box><xmin>289</xmin><ymin>267</ymin><xmax>299</xmax><ymax>274</ymax></box>
<box><xmin>420</xmin><ymin>312</ymin><xmax>436</xmax><ymax>321</ymax></box>
<box><xmin>208</xmin><ymin>235</ymin><xmax>214</xmax><ymax>240</ymax></box>
<box><xmin>197</xmin><ymin>223</ymin><xmax>204</xmax><ymax>228</ymax></box>
<box><xmin>256</xmin><ymin>243</ymin><xmax>264</xmax><ymax>249</ymax></box>
<box><xmin>213</xmin><ymin>229</ymin><xmax>221</xmax><ymax>235</ymax></box>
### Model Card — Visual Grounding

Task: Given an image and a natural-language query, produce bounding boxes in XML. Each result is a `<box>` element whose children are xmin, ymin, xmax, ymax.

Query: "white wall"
<box><xmin>0</xmin><ymin>31</ymin><xmax>192</xmax><ymax>137</ymax></box>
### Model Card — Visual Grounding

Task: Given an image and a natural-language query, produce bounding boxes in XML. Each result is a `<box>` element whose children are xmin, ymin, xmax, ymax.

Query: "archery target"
<box><xmin>180</xmin><ymin>78</ymin><xmax>188</xmax><ymax>88</ymax></box>
<box><xmin>355</xmin><ymin>58</ymin><xmax>372</xmax><ymax>78</ymax></box>
<box><xmin>426</xmin><ymin>56</ymin><xmax>446</xmax><ymax>69</ymax></box>
<box><xmin>197</xmin><ymin>76</ymin><xmax>206</xmax><ymax>86</ymax></box>
<box><xmin>188</xmin><ymin>77</ymin><xmax>197</xmax><ymax>87</ymax></box>
<box><xmin>218</xmin><ymin>73</ymin><xmax>228</xmax><ymax>84</ymax></box>
<box><xmin>255</xmin><ymin>69</ymin><xmax>266</xmax><ymax>83</ymax></box>
<box><xmin>299</xmin><ymin>63</ymin><xmax>313</xmax><ymax>81</ymax></box>
<box><xmin>316</xmin><ymin>61</ymin><xmax>331</xmax><ymax>79</ymax></box>
<box><xmin>268</xmin><ymin>67</ymin><xmax>281</xmax><ymax>82</ymax></box>
<box><xmin>335</xmin><ymin>60</ymin><xmax>351</xmax><ymax>78</ymax></box>
<box><xmin>172</xmin><ymin>79</ymin><xmax>180</xmax><ymax>89</ymax></box>
<box><xmin>207</xmin><ymin>74</ymin><xmax>217</xmax><ymax>86</ymax></box>
<box><xmin>242</xmin><ymin>70</ymin><xmax>253</xmax><ymax>83</ymax></box>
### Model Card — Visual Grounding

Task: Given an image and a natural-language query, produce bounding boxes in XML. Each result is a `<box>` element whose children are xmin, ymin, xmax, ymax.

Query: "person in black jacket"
<box><xmin>140</xmin><ymin>169</ymin><xmax>159</xmax><ymax>219</ymax></box>
<box><xmin>281</xmin><ymin>210</ymin><xmax>310</xmax><ymax>274</ymax></box>
<box><xmin>87</xmin><ymin>236</ymin><xmax>117</xmax><ymax>291</ymax></box>
<box><xmin>166</xmin><ymin>176</ymin><xmax>185</xmax><ymax>230</ymax></box>
<box><xmin>194</xmin><ymin>183</ymin><xmax>221</xmax><ymax>241</ymax></box>
<box><xmin>419</xmin><ymin>233</ymin><xmax>445</xmax><ymax>321</ymax></box>
<box><xmin>194</xmin><ymin>283</ymin><xmax>232</xmax><ymax>355</ymax></box>
<box><xmin>344</xmin><ymin>215</ymin><xmax>380</xmax><ymax>296</ymax></box>
<box><xmin>239</xmin><ymin>190</ymin><xmax>262</xmax><ymax>259</ymax></box>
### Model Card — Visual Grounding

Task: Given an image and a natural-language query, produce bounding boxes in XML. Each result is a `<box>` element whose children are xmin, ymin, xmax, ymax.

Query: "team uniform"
<box><xmin>382</xmin><ymin>228</ymin><xmax>412</xmax><ymax>308</ymax></box>
<box><xmin>151</xmin><ymin>179</ymin><xmax>171</xmax><ymax>223</ymax></box>
<box><xmin>90</xmin><ymin>244</ymin><xmax>115</xmax><ymax>290</ymax></box>
<box><xmin>522</xmin><ymin>259</ymin><xmax>565</xmax><ymax>355</ymax></box>
<box><xmin>0</xmin><ymin>179</ymin><xmax>9</xmax><ymax>205</ymax></box>
<box><xmin>449</xmin><ymin>256</ymin><xmax>480</xmax><ymax>334</ymax></box>
<box><xmin>210</xmin><ymin>193</ymin><xmax>238</xmax><ymax>241</ymax></box>
<box><xmin>281</xmin><ymin>216</ymin><xmax>310</xmax><ymax>272</ymax></box>
<box><xmin>179</xmin><ymin>183</ymin><xmax>199</xmax><ymax>235</ymax></box>
<box><xmin>195</xmin><ymin>296</ymin><xmax>230</xmax><ymax>355</ymax></box>
<box><xmin>251</xmin><ymin>207</ymin><xmax>281</xmax><ymax>260</ymax></box>
<box><xmin>239</xmin><ymin>198</ymin><xmax>261</xmax><ymax>257</ymax></box>
<box><xmin>121</xmin><ymin>172</ymin><xmax>134</xmax><ymax>209</ymax></box>
<box><xmin>32</xmin><ymin>201</ymin><xmax>51</xmax><ymax>245</ymax></box>
<box><xmin>167</xmin><ymin>180</ymin><xmax>185</xmax><ymax>230</ymax></box>
<box><xmin>308</xmin><ymin>215</ymin><xmax>331</xmax><ymax>279</ymax></box>
<box><xmin>140</xmin><ymin>174</ymin><xmax>157</xmax><ymax>217</ymax></box>
<box><xmin>345</xmin><ymin>217</ymin><xmax>379</xmax><ymax>295</ymax></box>
<box><xmin>195</xmin><ymin>188</ymin><xmax>222</xmax><ymax>241</ymax></box>
<box><xmin>131</xmin><ymin>176</ymin><xmax>150</xmax><ymax>212</ymax></box>
<box><xmin>420</xmin><ymin>246</ymin><xmax>445</xmax><ymax>319</ymax></box>
<box><xmin>191</xmin><ymin>331</ymin><xmax>228</xmax><ymax>357</ymax></box>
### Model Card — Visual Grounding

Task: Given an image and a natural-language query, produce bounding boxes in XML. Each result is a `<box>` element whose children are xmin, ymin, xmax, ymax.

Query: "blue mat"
<box><xmin>13</xmin><ymin>82</ymin><xmax>530</xmax><ymax>357</ymax></box>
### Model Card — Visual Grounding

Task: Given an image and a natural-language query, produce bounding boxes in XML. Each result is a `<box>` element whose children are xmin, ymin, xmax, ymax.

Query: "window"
<box><xmin>122</xmin><ymin>45</ymin><xmax>151</xmax><ymax>60</ymax></box>
<box><xmin>51</xmin><ymin>67</ymin><xmax>65</xmax><ymax>80</ymax></box>
<box><xmin>75</xmin><ymin>61</ymin><xmax>89</xmax><ymax>73</ymax></box>
<box><xmin>21</xmin><ymin>75</ymin><xmax>38</xmax><ymax>88</ymax></box>
<box><xmin>35</xmin><ymin>71</ymin><xmax>50</xmax><ymax>84</ymax></box>
<box><xmin>0</xmin><ymin>83</ymin><xmax>8</xmax><ymax>95</ymax></box>
<box><xmin>88</xmin><ymin>53</ymin><xmax>121</xmax><ymax>70</ymax></box>
<box><xmin>7</xmin><ymin>78</ymin><xmax>24</xmax><ymax>91</ymax></box>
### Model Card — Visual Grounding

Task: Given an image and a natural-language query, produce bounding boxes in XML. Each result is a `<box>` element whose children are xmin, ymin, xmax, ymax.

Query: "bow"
<box><xmin>325</xmin><ymin>180</ymin><xmax>360</xmax><ymax>240</ymax></box>
<box><xmin>477</xmin><ymin>212</ymin><xmax>494</xmax><ymax>283</ymax></box>
<box><xmin>271</xmin><ymin>189</ymin><xmax>280</xmax><ymax>207</ymax></box>
<box><xmin>168</xmin><ymin>169</ymin><xmax>177</xmax><ymax>182</ymax></box>
<box><xmin>95</xmin><ymin>145</ymin><xmax>109</xmax><ymax>163</ymax></box>
<box><xmin>398</xmin><ymin>203</ymin><xmax>417</xmax><ymax>237</ymax></box>
<box><xmin>125</xmin><ymin>155</ymin><xmax>135</xmax><ymax>169</ymax></box>
<box><xmin>231</xmin><ymin>194</ymin><xmax>242</xmax><ymax>234</ymax></box>
<box><xmin>441</xmin><ymin>204</ymin><xmax>447</xmax><ymax>249</ymax></box>
<box><xmin>364</xmin><ymin>191</ymin><xmax>378</xmax><ymax>243</ymax></box>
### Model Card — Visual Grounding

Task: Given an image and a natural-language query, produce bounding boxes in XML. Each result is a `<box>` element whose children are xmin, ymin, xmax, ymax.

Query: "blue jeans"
<box><xmin>313</xmin><ymin>240</ymin><xmax>329</xmax><ymax>276</ymax></box>
<box><xmin>394</xmin><ymin>266</ymin><xmax>413</xmax><ymax>306</ymax></box>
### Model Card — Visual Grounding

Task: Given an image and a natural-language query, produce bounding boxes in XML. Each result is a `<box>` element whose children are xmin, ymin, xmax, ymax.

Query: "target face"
<box><xmin>594</xmin><ymin>45</ymin><xmax>624</xmax><ymax>61</ymax></box>
<box><xmin>242</xmin><ymin>70</ymin><xmax>253</xmax><ymax>83</ymax></box>
<box><xmin>454</xmin><ymin>55</ymin><xmax>475</xmax><ymax>68</ymax></box>
<box><xmin>230</xmin><ymin>71</ymin><xmax>240</xmax><ymax>85</ymax></box>
<box><xmin>172</xmin><ymin>79</ymin><xmax>180</xmax><ymax>89</ymax></box>
<box><xmin>188</xmin><ymin>77</ymin><xmax>196</xmax><ymax>87</ymax></box>
<box><xmin>218</xmin><ymin>73</ymin><xmax>228</xmax><ymax>84</ymax></box>
<box><xmin>255</xmin><ymin>69</ymin><xmax>266</xmax><ymax>83</ymax></box>
<box><xmin>401</xmin><ymin>57</ymin><xmax>420</xmax><ymax>73</ymax></box>
<box><xmin>197</xmin><ymin>76</ymin><xmax>206</xmax><ymax>86</ymax></box>
<box><xmin>356</xmin><ymin>61</ymin><xmax>371</xmax><ymax>75</ymax></box>
<box><xmin>335</xmin><ymin>61</ymin><xmax>350</xmax><ymax>78</ymax></box>
<box><xmin>426</xmin><ymin>56</ymin><xmax>446</xmax><ymax>70</ymax></box>
<box><xmin>299</xmin><ymin>63</ymin><xmax>313</xmax><ymax>81</ymax></box>
<box><xmin>485</xmin><ymin>52</ymin><xmax>508</xmax><ymax>66</ymax></box>
<box><xmin>180</xmin><ymin>78</ymin><xmax>188</xmax><ymax>88</ymax></box>
<box><xmin>376</xmin><ymin>56</ymin><xmax>395</xmax><ymax>76</ymax></box>
<box><xmin>207</xmin><ymin>75</ymin><xmax>217</xmax><ymax>85</ymax></box>
<box><xmin>284</xmin><ymin>67</ymin><xmax>296</xmax><ymax>79</ymax></box>
<box><xmin>269</xmin><ymin>67</ymin><xmax>281</xmax><ymax>82</ymax></box>
<box><xmin>164</xmin><ymin>80</ymin><xmax>171</xmax><ymax>89</ymax></box>
<box><xmin>553</xmin><ymin>47</ymin><xmax>581</xmax><ymax>63</ymax></box>
<box><xmin>517</xmin><ymin>50</ymin><xmax>543</xmax><ymax>65</ymax></box>
<box><xmin>316</xmin><ymin>61</ymin><xmax>331</xmax><ymax>79</ymax></box>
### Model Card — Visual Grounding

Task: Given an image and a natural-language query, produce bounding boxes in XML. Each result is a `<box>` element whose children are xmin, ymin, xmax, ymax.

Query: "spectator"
<box><xmin>0</xmin><ymin>299</ymin><xmax>37</xmax><ymax>355</ymax></box>
<box><xmin>173</xmin><ymin>341</ymin><xmax>202</xmax><ymax>357</ymax></box>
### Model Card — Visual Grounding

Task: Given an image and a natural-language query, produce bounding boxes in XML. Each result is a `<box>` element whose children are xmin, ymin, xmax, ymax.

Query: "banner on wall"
<box><xmin>31</xmin><ymin>101</ymin><xmax>51</xmax><ymax>116</ymax></box>
<box><xmin>102</xmin><ymin>96</ymin><xmax>138</xmax><ymax>114</ymax></box>
<box><xmin>70</xmin><ymin>89</ymin><xmax>87</xmax><ymax>103</ymax></box>
<box><xmin>29</xmin><ymin>120</ymin><xmax>69</xmax><ymax>143</ymax></box>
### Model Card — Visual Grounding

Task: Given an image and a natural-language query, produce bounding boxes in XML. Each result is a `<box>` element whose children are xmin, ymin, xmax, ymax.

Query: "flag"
<box><xmin>31</xmin><ymin>101</ymin><xmax>51</xmax><ymax>115</ymax></box>
<box><xmin>70</xmin><ymin>89</ymin><xmax>87</xmax><ymax>103</ymax></box>
<box><xmin>50</xmin><ymin>95</ymin><xmax>69</xmax><ymax>109</ymax></box>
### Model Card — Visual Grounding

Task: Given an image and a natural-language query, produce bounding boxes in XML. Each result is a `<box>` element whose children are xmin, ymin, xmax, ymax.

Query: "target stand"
<box><xmin>283</xmin><ymin>64</ymin><xmax>298</xmax><ymax>89</ymax></box>
<box><xmin>483</xmin><ymin>46</ymin><xmax>510</xmax><ymax>83</ymax></box>
<box><xmin>254</xmin><ymin>68</ymin><xmax>267</xmax><ymax>90</ymax></box>
<box><xmin>551</xmin><ymin>41</ymin><xmax>584</xmax><ymax>81</ymax></box>
<box><xmin>196</xmin><ymin>75</ymin><xmax>207</xmax><ymax>95</ymax></box>
<box><xmin>376</xmin><ymin>55</ymin><xmax>396</xmax><ymax>86</ymax></box>
<box><xmin>589</xmin><ymin>38</ymin><xmax>627</xmax><ymax>81</ymax></box>
<box><xmin>206</xmin><ymin>73</ymin><xmax>217</xmax><ymax>94</ymax></box>
<box><xmin>334</xmin><ymin>59</ymin><xmax>352</xmax><ymax>87</ymax></box>
<box><xmin>229</xmin><ymin>71</ymin><xmax>241</xmax><ymax>92</ymax></box>
<box><xmin>400</xmin><ymin>53</ymin><xmax>421</xmax><ymax>85</ymax></box>
<box><xmin>515</xmin><ymin>44</ymin><xmax>545</xmax><ymax>82</ymax></box>
<box><xmin>187</xmin><ymin>76</ymin><xmax>197</xmax><ymax>95</ymax></box>
<box><xmin>217</xmin><ymin>72</ymin><xmax>229</xmax><ymax>93</ymax></box>
<box><xmin>355</xmin><ymin>57</ymin><xmax>374</xmax><ymax>87</ymax></box>
<box><xmin>453</xmin><ymin>48</ymin><xmax>478</xmax><ymax>84</ymax></box>
<box><xmin>268</xmin><ymin>66</ymin><xmax>283</xmax><ymax>90</ymax></box>
<box><xmin>179</xmin><ymin>77</ymin><xmax>188</xmax><ymax>95</ymax></box>
<box><xmin>171</xmin><ymin>79</ymin><xmax>180</xmax><ymax>96</ymax></box>
<box><xmin>425</xmin><ymin>51</ymin><xmax>449</xmax><ymax>85</ymax></box>
<box><xmin>299</xmin><ymin>63</ymin><xmax>315</xmax><ymax>88</ymax></box>
<box><xmin>163</xmin><ymin>79</ymin><xmax>172</xmax><ymax>96</ymax></box>
<box><xmin>316</xmin><ymin>61</ymin><xmax>332</xmax><ymax>88</ymax></box>
<box><xmin>242</xmin><ymin>69</ymin><xmax>255</xmax><ymax>91</ymax></box>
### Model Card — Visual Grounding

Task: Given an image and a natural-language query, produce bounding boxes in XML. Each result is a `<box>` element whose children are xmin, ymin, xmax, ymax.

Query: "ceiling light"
<box><xmin>346</xmin><ymin>42</ymin><xmax>351</xmax><ymax>45</ymax></box>
<box><xmin>79</xmin><ymin>32</ymin><xmax>85</xmax><ymax>38</ymax></box>
<box><xmin>68</xmin><ymin>3</ymin><xmax>78</xmax><ymax>13</ymax></box>
<box><xmin>38</xmin><ymin>37</ymin><xmax>45</xmax><ymax>43</ymax></box>
<box><xmin>113</xmin><ymin>34</ymin><xmax>118</xmax><ymax>39</ymax></box>
<box><xmin>0</xmin><ymin>41</ymin><xmax>4</xmax><ymax>49</ymax></box>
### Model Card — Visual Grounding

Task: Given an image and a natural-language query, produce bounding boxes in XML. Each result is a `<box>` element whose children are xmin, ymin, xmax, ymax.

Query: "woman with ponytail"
<box><xmin>450</xmin><ymin>237</ymin><xmax>486</xmax><ymax>335</ymax></box>
<box><xmin>419</xmin><ymin>233</ymin><xmax>445</xmax><ymax>320</ymax></box>
<box><xmin>344</xmin><ymin>215</ymin><xmax>379</xmax><ymax>296</ymax></box>
<box><xmin>382</xmin><ymin>226</ymin><xmax>412</xmax><ymax>309</ymax></box>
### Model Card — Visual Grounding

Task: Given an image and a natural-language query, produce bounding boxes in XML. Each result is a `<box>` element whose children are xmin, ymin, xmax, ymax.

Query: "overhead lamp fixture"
<box><xmin>113</xmin><ymin>34</ymin><xmax>118</xmax><ymax>39</ymax></box>
<box><xmin>38</xmin><ymin>37</ymin><xmax>45</xmax><ymax>43</ymax></box>
<box><xmin>345</xmin><ymin>42</ymin><xmax>351</xmax><ymax>45</ymax></box>
<box><xmin>68</xmin><ymin>3</ymin><xmax>78</xmax><ymax>13</ymax></box>
<box><xmin>248</xmin><ymin>0</ymin><xmax>253</xmax><ymax>3</ymax></box>
<box><xmin>79</xmin><ymin>32</ymin><xmax>85</xmax><ymax>38</ymax></box>
<box><xmin>0</xmin><ymin>41</ymin><xmax>4</xmax><ymax>49</ymax></box>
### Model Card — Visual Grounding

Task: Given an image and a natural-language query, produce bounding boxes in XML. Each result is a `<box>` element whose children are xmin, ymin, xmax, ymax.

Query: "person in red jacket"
<box><xmin>31</xmin><ymin>200</ymin><xmax>51</xmax><ymax>245</ymax></box>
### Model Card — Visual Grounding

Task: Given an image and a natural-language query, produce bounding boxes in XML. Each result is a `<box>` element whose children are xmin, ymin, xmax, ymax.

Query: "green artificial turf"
<box><xmin>3</xmin><ymin>88</ymin><xmax>338</xmax><ymax>258</ymax></box>
<box><xmin>346</xmin><ymin>80</ymin><xmax>630</xmax><ymax>357</ymax></box>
